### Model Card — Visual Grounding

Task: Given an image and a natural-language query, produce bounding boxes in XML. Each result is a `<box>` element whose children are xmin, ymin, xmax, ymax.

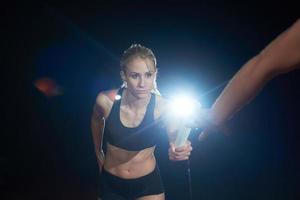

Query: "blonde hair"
<box><xmin>120</xmin><ymin>44</ymin><xmax>160</xmax><ymax>95</ymax></box>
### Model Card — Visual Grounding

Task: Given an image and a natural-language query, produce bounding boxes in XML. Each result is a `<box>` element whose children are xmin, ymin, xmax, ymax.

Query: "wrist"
<box><xmin>207</xmin><ymin>110</ymin><xmax>225</xmax><ymax>128</ymax></box>
<box><xmin>95</xmin><ymin>147</ymin><xmax>104</xmax><ymax>153</ymax></box>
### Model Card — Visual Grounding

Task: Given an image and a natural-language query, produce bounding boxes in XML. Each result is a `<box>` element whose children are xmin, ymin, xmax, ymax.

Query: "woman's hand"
<box><xmin>183</xmin><ymin>108</ymin><xmax>230</xmax><ymax>141</ymax></box>
<box><xmin>168</xmin><ymin>140</ymin><xmax>192</xmax><ymax>161</ymax></box>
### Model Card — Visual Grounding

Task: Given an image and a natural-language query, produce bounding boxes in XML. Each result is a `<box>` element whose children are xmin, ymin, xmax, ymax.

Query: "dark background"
<box><xmin>2</xmin><ymin>1</ymin><xmax>300</xmax><ymax>199</ymax></box>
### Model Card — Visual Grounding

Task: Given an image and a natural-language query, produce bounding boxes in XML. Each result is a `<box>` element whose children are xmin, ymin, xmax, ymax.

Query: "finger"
<box><xmin>174</xmin><ymin>156</ymin><xmax>189</xmax><ymax>161</ymax></box>
<box><xmin>175</xmin><ymin>147</ymin><xmax>192</xmax><ymax>155</ymax></box>
<box><xmin>175</xmin><ymin>143</ymin><xmax>192</xmax><ymax>152</ymax></box>
<box><xmin>169</xmin><ymin>151</ymin><xmax>177</xmax><ymax>159</ymax></box>
<box><xmin>174</xmin><ymin>151</ymin><xmax>191</xmax><ymax>158</ymax></box>
<box><xmin>176</xmin><ymin>146</ymin><xmax>192</xmax><ymax>154</ymax></box>
<box><xmin>168</xmin><ymin>146</ymin><xmax>176</xmax><ymax>155</ymax></box>
<box><xmin>168</xmin><ymin>149</ymin><xmax>174</xmax><ymax>157</ymax></box>
<box><xmin>168</xmin><ymin>147</ymin><xmax>178</xmax><ymax>158</ymax></box>
<box><xmin>187</xmin><ymin>146</ymin><xmax>193</xmax><ymax>152</ymax></box>
<box><xmin>175</xmin><ymin>146</ymin><xmax>185</xmax><ymax>152</ymax></box>
<box><xmin>172</xmin><ymin>150</ymin><xmax>186</xmax><ymax>156</ymax></box>
<box><xmin>169</xmin><ymin>142</ymin><xmax>176</xmax><ymax>152</ymax></box>
<box><xmin>170</xmin><ymin>152</ymin><xmax>190</xmax><ymax>161</ymax></box>
<box><xmin>173</xmin><ymin>152</ymin><xmax>186</xmax><ymax>157</ymax></box>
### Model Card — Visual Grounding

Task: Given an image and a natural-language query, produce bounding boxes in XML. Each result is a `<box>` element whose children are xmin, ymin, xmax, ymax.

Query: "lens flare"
<box><xmin>166</xmin><ymin>94</ymin><xmax>202</xmax><ymax>147</ymax></box>
<box><xmin>34</xmin><ymin>77</ymin><xmax>63</xmax><ymax>97</ymax></box>
<box><xmin>168</xmin><ymin>95</ymin><xmax>201</xmax><ymax>120</ymax></box>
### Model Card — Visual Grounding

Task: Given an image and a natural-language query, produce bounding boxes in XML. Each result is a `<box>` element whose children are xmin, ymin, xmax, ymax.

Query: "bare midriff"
<box><xmin>103</xmin><ymin>143</ymin><xmax>156</xmax><ymax>179</ymax></box>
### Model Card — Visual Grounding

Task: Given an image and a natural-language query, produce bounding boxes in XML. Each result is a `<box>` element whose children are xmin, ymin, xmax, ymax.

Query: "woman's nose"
<box><xmin>138</xmin><ymin>77</ymin><xmax>145</xmax><ymax>87</ymax></box>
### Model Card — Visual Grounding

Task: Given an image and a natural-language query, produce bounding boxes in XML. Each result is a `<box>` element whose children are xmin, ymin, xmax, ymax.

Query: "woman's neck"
<box><xmin>122</xmin><ymin>88</ymin><xmax>151</xmax><ymax>110</ymax></box>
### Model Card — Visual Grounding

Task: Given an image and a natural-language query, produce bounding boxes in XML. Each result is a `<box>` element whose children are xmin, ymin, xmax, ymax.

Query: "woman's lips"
<box><xmin>136</xmin><ymin>90</ymin><xmax>148</xmax><ymax>94</ymax></box>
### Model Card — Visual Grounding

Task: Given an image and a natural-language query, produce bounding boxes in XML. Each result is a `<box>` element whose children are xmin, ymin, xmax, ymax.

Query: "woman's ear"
<box><xmin>120</xmin><ymin>70</ymin><xmax>128</xmax><ymax>88</ymax></box>
<box><xmin>120</xmin><ymin>70</ymin><xmax>125</xmax><ymax>81</ymax></box>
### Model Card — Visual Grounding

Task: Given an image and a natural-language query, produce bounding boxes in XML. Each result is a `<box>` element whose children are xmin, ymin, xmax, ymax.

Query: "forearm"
<box><xmin>210</xmin><ymin>55</ymin><xmax>272</xmax><ymax>125</ymax></box>
<box><xmin>91</xmin><ymin>115</ymin><xmax>105</xmax><ymax>154</ymax></box>
<box><xmin>91</xmin><ymin>115</ymin><xmax>106</xmax><ymax>171</ymax></box>
<box><xmin>165</xmin><ymin>119</ymin><xmax>181</xmax><ymax>143</ymax></box>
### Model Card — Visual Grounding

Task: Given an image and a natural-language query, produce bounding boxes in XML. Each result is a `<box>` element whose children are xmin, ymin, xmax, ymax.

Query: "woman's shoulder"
<box><xmin>96</xmin><ymin>89</ymin><xmax>118</xmax><ymax>102</ymax></box>
<box><xmin>95</xmin><ymin>89</ymin><xmax>118</xmax><ymax>114</ymax></box>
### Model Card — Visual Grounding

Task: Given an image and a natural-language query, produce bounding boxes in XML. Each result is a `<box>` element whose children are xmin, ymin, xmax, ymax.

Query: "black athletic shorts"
<box><xmin>99</xmin><ymin>166</ymin><xmax>164</xmax><ymax>200</ymax></box>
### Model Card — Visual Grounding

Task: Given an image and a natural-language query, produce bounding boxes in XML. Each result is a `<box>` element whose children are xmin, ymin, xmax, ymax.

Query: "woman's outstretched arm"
<box><xmin>199</xmin><ymin>19</ymin><xmax>300</xmax><ymax>139</ymax></box>
<box><xmin>214</xmin><ymin>19</ymin><xmax>300</xmax><ymax>124</ymax></box>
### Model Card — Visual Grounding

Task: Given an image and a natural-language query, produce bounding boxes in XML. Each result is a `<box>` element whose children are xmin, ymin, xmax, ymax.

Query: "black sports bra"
<box><xmin>104</xmin><ymin>88</ymin><xmax>162</xmax><ymax>151</ymax></box>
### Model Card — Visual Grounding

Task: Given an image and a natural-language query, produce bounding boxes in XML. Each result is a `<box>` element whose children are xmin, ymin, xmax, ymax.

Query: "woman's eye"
<box><xmin>146</xmin><ymin>73</ymin><xmax>152</xmax><ymax>78</ymax></box>
<box><xmin>131</xmin><ymin>74</ymin><xmax>138</xmax><ymax>79</ymax></box>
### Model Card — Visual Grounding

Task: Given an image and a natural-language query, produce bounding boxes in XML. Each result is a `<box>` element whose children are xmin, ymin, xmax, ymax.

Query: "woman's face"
<box><xmin>121</xmin><ymin>57</ymin><xmax>156</xmax><ymax>99</ymax></box>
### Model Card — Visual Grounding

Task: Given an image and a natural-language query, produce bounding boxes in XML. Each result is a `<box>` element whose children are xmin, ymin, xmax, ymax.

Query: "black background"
<box><xmin>2</xmin><ymin>1</ymin><xmax>300</xmax><ymax>199</ymax></box>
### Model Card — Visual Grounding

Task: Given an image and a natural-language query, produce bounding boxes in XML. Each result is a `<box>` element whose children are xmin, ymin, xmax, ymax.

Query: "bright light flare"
<box><xmin>166</xmin><ymin>94</ymin><xmax>202</xmax><ymax>147</ymax></box>
<box><xmin>34</xmin><ymin>77</ymin><xmax>63</xmax><ymax>97</ymax></box>
<box><xmin>167</xmin><ymin>95</ymin><xmax>201</xmax><ymax>120</ymax></box>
